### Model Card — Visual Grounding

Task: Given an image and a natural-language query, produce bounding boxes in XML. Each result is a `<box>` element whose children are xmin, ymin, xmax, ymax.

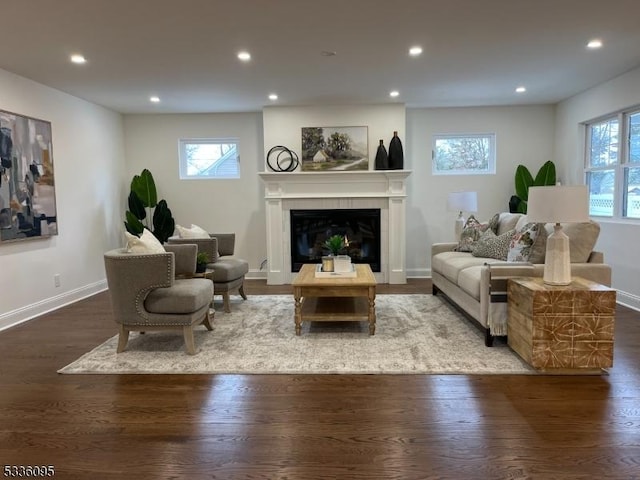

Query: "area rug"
<box><xmin>58</xmin><ymin>294</ymin><xmax>533</xmax><ymax>375</ymax></box>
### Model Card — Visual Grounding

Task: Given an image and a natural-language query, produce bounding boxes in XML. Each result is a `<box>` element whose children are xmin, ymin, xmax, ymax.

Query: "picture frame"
<box><xmin>0</xmin><ymin>109</ymin><xmax>58</xmax><ymax>243</ymax></box>
<box><xmin>301</xmin><ymin>126</ymin><xmax>368</xmax><ymax>171</ymax></box>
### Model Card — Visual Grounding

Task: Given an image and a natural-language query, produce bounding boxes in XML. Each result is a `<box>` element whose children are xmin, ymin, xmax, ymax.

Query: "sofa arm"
<box><xmin>431</xmin><ymin>242</ymin><xmax>458</xmax><ymax>257</ymax></box>
<box><xmin>570</xmin><ymin>263</ymin><xmax>612</xmax><ymax>287</ymax></box>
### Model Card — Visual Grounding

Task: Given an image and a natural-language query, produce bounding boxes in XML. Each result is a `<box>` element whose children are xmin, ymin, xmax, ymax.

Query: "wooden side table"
<box><xmin>507</xmin><ymin>276</ymin><xmax>616</xmax><ymax>373</ymax></box>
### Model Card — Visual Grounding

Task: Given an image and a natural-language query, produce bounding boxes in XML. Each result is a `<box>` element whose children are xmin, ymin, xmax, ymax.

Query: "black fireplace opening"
<box><xmin>290</xmin><ymin>208</ymin><xmax>381</xmax><ymax>272</ymax></box>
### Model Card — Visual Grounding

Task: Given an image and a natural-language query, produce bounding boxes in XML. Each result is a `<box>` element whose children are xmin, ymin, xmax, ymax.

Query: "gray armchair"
<box><xmin>103</xmin><ymin>244</ymin><xmax>214</xmax><ymax>355</ymax></box>
<box><xmin>168</xmin><ymin>233</ymin><xmax>249</xmax><ymax>312</ymax></box>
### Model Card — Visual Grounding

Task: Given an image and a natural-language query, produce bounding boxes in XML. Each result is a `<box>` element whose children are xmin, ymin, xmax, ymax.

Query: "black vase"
<box><xmin>388</xmin><ymin>131</ymin><xmax>404</xmax><ymax>170</ymax></box>
<box><xmin>374</xmin><ymin>139</ymin><xmax>388</xmax><ymax>170</ymax></box>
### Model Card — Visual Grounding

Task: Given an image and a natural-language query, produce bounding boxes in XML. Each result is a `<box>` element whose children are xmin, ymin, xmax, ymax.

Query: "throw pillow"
<box><xmin>176</xmin><ymin>223</ymin><xmax>210</xmax><ymax>239</ymax></box>
<box><xmin>456</xmin><ymin>215</ymin><xmax>489</xmax><ymax>252</ymax></box>
<box><xmin>507</xmin><ymin>222</ymin><xmax>543</xmax><ymax>262</ymax></box>
<box><xmin>125</xmin><ymin>228</ymin><xmax>165</xmax><ymax>254</ymax></box>
<box><xmin>471</xmin><ymin>229</ymin><xmax>516</xmax><ymax>260</ymax></box>
<box><xmin>487</xmin><ymin>213</ymin><xmax>500</xmax><ymax>234</ymax></box>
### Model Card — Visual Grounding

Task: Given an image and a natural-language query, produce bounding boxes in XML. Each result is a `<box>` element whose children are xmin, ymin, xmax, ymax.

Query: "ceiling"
<box><xmin>3</xmin><ymin>0</ymin><xmax>640</xmax><ymax>114</ymax></box>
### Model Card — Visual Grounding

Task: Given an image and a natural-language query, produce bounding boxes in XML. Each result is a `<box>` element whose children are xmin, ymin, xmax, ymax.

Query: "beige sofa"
<box><xmin>431</xmin><ymin>213</ymin><xmax>612</xmax><ymax>346</ymax></box>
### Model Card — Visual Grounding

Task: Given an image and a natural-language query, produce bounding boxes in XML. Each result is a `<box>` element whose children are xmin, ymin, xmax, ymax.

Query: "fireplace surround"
<box><xmin>259</xmin><ymin>170</ymin><xmax>411</xmax><ymax>284</ymax></box>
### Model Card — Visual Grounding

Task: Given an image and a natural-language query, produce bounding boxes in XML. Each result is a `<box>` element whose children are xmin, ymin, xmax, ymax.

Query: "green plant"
<box><xmin>196</xmin><ymin>252</ymin><xmax>210</xmax><ymax>265</ymax></box>
<box><xmin>324</xmin><ymin>234</ymin><xmax>345</xmax><ymax>256</ymax></box>
<box><xmin>124</xmin><ymin>169</ymin><xmax>175</xmax><ymax>243</ymax></box>
<box><xmin>511</xmin><ymin>160</ymin><xmax>556</xmax><ymax>213</ymax></box>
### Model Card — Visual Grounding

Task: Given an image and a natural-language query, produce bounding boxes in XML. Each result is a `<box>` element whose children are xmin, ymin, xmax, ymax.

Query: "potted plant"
<box><xmin>196</xmin><ymin>252</ymin><xmax>210</xmax><ymax>273</ymax></box>
<box><xmin>324</xmin><ymin>234</ymin><xmax>345</xmax><ymax>256</ymax></box>
<box><xmin>124</xmin><ymin>168</ymin><xmax>176</xmax><ymax>243</ymax></box>
<box><xmin>510</xmin><ymin>160</ymin><xmax>556</xmax><ymax>213</ymax></box>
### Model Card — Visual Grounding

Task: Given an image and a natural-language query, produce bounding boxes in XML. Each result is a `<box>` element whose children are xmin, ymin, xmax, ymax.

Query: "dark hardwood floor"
<box><xmin>1</xmin><ymin>278</ymin><xmax>639</xmax><ymax>479</ymax></box>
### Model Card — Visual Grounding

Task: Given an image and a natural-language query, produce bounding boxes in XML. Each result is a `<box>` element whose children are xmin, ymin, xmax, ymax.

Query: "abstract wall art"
<box><xmin>0</xmin><ymin>109</ymin><xmax>57</xmax><ymax>243</ymax></box>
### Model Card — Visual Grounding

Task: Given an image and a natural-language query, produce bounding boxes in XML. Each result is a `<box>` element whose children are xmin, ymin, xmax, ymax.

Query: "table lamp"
<box><xmin>526</xmin><ymin>185</ymin><xmax>589</xmax><ymax>285</ymax></box>
<box><xmin>447</xmin><ymin>191</ymin><xmax>478</xmax><ymax>238</ymax></box>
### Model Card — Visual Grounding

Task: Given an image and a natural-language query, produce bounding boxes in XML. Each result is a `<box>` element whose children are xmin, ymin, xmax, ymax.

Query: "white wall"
<box><xmin>405</xmin><ymin>105</ymin><xmax>556</xmax><ymax>276</ymax></box>
<box><xmin>122</xmin><ymin>113</ymin><xmax>265</xmax><ymax>273</ymax></box>
<box><xmin>555</xmin><ymin>66</ymin><xmax>640</xmax><ymax>309</ymax></box>
<box><xmin>0</xmin><ymin>69</ymin><xmax>125</xmax><ymax>329</ymax></box>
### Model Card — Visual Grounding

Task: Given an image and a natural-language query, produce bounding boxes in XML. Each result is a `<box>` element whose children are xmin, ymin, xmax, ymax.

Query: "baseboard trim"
<box><xmin>0</xmin><ymin>280</ymin><xmax>108</xmax><ymax>332</ymax></box>
<box><xmin>616</xmin><ymin>290</ymin><xmax>640</xmax><ymax>313</ymax></box>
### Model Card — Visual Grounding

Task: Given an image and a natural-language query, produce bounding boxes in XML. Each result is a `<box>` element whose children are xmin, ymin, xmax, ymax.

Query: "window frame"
<box><xmin>178</xmin><ymin>137</ymin><xmax>240</xmax><ymax>180</ymax></box>
<box><xmin>584</xmin><ymin>107</ymin><xmax>640</xmax><ymax>220</ymax></box>
<box><xmin>431</xmin><ymin>133</ymin><xmax>496</xmax><ymax>176</ymax></box>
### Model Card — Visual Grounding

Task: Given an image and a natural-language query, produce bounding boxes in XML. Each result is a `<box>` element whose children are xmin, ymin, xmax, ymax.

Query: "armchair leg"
<box><xmin>202</xmin><ymin>310</ymin><xmax>214</xmax><ymax>331</ymax></box>
<box><xmin>117</xmin><ymin>325</ymin><xmax>130</xmax><ymax>353</ymax></box>
<box><xmin>183</xmin><ymin>326</ymin><xmax>196</xmax><ymax>355</ymax></box>
<box><xmin>222</xmin><ymin>292</ymin><xmax>231</xmax><ymax>313</ymax></box>
<box><xmin>239</xmin><ymin>282</ymin><xmax>247</xmax><ymax>300</ymax></box>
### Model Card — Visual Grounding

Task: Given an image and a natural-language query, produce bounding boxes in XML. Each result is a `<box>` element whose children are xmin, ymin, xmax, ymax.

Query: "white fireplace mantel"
<box><xmin>258</xmin><ymin>170</ymin><xmax>412</xmax><ymax>284</ymax></box>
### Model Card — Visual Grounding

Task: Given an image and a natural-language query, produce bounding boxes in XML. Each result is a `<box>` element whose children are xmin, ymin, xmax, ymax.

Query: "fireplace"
<box><xmin>290</xmin><ymin>209</ymin><xmax>381</xmax><ymax>272</ymax></box>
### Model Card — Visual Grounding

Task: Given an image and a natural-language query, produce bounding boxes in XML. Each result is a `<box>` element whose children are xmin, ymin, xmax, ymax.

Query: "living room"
<box><xmin>1</xmin><ymin>1</ymin><xmax>640</xmax><ymax>477</ymax></box>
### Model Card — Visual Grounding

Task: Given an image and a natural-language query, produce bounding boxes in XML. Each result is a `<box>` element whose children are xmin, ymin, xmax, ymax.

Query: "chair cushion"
<box><xmin>145</xmin><ymin>278</ymin><xmax>213</xmax><ymax>314</ymax></box>
<box><xmin>209</xmin><ymin>258</ymin><xmax>249</xmax><ymax>283</ymax></box>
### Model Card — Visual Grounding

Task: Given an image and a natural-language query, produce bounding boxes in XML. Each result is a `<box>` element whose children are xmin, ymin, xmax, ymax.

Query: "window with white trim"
<box><xmin>432</xmin><ymin>133</ymin><xmax>496</xmax><ymax>175</ymax></box>
<box><xmin>585</xmin><ymin>108</ymin><xmax>640</xmax><ymax>219</ymax></box>
<box><xmin>178</xmin><ymin>138</ymin><xmax>240</xmax><ymax>179</ymax></box>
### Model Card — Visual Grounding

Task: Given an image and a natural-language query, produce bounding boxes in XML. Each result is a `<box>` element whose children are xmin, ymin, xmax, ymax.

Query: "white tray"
<box><xmin>314</xmin><ymin>263</ymin><xmax>357</xmax><ymax>278</ymax></box>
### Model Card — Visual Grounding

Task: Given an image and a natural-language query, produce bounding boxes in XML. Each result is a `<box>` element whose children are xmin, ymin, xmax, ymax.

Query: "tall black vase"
<box><xmin>388</xmin><ymin>131</ymin><xmax>404</xmax><ymax>170</ymax></box>
<box><xmin>374</xmin><ymin>139</ymin><xmax>388</xmax><ymax>170</ymax></box>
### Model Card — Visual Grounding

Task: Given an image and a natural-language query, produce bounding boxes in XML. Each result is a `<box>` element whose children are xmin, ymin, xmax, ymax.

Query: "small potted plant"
<box><xmin>324</xmin><ymin>234</ymin><xmax>345</xmax><ymax>256</ymax></box>
<box><xmin>196</xmin><ymin>252</ymin><xmax>210</xmax><ymax>273</ymax></box>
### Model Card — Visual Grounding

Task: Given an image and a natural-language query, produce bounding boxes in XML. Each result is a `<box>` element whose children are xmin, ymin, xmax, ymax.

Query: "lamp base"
<box><xmin>454</xmin><ymin>212</ymin><xmax>465</xmax><ymax>240</ymax></box>
<box><xmin>543</xmin><ymin>223</ymin><xmax>572</xmax><ymax>286</ymax></box>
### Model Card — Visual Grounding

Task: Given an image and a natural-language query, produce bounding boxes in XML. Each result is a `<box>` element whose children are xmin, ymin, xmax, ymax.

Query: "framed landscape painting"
<box><xmin>301</xmin><ymin>126</ymin><xmax>368</xmax><ymax>171</ymax></box>
<box><xmin>0</xmin><ymin>109</ymin><xmax>58</xmax><ymax>243</ymax></box>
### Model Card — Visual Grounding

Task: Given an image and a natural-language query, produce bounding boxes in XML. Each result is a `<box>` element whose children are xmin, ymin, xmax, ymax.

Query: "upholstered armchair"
<box><xmin>168</xmin><ymin>233</ymin><xmax>249</xmax><ymax>312</ymax></box>
<box><xmin>103</xmin><ymin>244</ymin><xmax>214</xmax><ymax>355</ymax></box>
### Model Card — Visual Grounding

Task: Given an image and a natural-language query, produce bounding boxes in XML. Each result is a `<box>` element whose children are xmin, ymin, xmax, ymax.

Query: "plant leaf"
<box><xmin>127</xmin><ymin>191</ymin><xmax>146</xmax><ymax>221</ymax></box>
<box><xmin>516</xmin><ymin>199</ymin><xmax>528</xmax><ymax>214</ymax></box>
<box><xmin>124</xmin><ymin>211</ymin><xmax>144</xmax><ymax>236</ymax></box>
<box><xmin>515</xmin><ymin>165</ymin><xmax>534</xmax><ymax>201</ymax></box>
<box><xmin>152</xmin><ymin>199</ymin><xmax>175</xmax><ymax>244</ymax></box>
<box><xmin>130</xmin><ymin>169</ymin><xmax>157</xmax><ymax>208</ymax></box>
<box><xmin>533</xmin><ymin>160</ymin><xmax>556</xmax><ymax>186</ymax></box>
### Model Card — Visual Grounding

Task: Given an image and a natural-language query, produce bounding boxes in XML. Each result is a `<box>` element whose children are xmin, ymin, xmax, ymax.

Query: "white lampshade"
<box><xmin>526</xmin><ymin>185</ymin><xmax>589</xmax><ymax>285</ymax></box>
<box><xmin>447</xmin><ymin>191</ymin><xmax>478</xmax><ymax>239</ymax></box>
<box><xmin>447</xmin><ymin>191</ymin><xmax>478</xmax><ymax>213</ymax></box>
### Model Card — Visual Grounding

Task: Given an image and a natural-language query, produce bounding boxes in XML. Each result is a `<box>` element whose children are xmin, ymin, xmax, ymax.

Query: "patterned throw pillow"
<box><xmin>507</xmin><ymin>222</ymin><xmax>545</xmax><ymax>262</ymax></box>
<box><xmin>456</xmin><ymin>215</ymin><xmax>489</xmax><ymax>252</ymax></box>
<box><xmin>487</xmin><ymin>213</ymin><xmax>500</xmax><ymax>234</ymax></box>
<box><xmin>471</xmin><ymin>229</ymin><xmax>516</xmax><ymax>260</ymax></box>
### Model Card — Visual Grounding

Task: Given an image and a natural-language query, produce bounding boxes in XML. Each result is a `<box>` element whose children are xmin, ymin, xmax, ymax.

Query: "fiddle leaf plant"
<box><xmin>324</xmin><ymin>234</ymin><xmax>345</xmax><ymax>256</ymax></box>
<box><xmin>124</xmin><ymin>168</ymin><xmax>175</xmax><ymax>243</ymax></box>
<box><xmin>512</xmin><ymin>160</ymin><xmax>556</xmax><ymax>213</ymax></box>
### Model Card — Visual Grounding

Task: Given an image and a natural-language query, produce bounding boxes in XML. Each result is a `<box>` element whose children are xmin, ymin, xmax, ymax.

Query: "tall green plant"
<box><xmin>512</xmin><ymin>160</ymin><xmax>556</xmax><ymax>213</ymax></box>
<box><xmin>124</xmin><ymin>169</ymin><xmax>175</xmax><ymax>243</ymax></box>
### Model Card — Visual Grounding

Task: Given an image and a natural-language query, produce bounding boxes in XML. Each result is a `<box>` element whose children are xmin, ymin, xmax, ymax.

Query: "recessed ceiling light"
<box><xmin>409</xmin><ymin>46</ymin><xmax>423</xmax><ymax>56</ymax></box>
<box><xmin>389</xmin><ymin>90</ymin><xmax>400</xmax><ymax>98</ymax></box>
<box><xmin>321</xmin><ymin>50</ymin><xmax>337</xmax><ymax>57</ymax></box>
<box><xmin>515</xmin><ymin>86</ymin><xmax>527</xmax><ymax>93</ymax></box>
<box><xmin>70</xmin><ymin>54</ymin><xmax>86</xmax><ymax>64</ymax></box>
<box><xmin>149</xmin><ymin>96</ymin><xmax>160</xmax><ymax>103</ymax></box>
<box><xmin>268</xmin><ymin>93</ymin><xmax>278</xmax><ymax>101</ymax></box>
<box><xmin>237</xmin><ymin>51</ymin><xmax>251</xmax><ymax>61</ymax></box>
<box><xmin>587</xmin><ymin>39</ymin><xmax>603</xmax><ymax>49</ymax></box>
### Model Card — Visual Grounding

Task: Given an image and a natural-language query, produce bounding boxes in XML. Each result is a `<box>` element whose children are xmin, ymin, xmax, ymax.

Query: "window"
<box><xmin>585</xmin><ymin>109</ymin><xmax>640</xmax><ymax>219</ymax></box>
<box><xmin>178</xmin><ymin>138</ymin><xmax>240</xmax><ymax>179</ymax></box>
<box><xmin>432</xmin><ymin>133</ymin><xmax>496</xmax><ymax>175</ymax></box>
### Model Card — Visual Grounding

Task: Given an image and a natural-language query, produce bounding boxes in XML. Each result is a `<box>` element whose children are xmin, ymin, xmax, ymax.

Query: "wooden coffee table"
<box><xmin>291</xmin><ymin>263</ymin><xmax>377</xmax><ymax>335</ymax></box>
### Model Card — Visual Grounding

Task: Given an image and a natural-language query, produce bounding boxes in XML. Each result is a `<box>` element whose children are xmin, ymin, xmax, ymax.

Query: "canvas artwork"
<box><xmin>301</xmin><ymin>126</ymin><xmax>368</xmax><ymax>171</ymax></box>
<box><xmin>0</xmin><ymin>109</ymin><xmax>57</xmax><ymax>242</ymax></box>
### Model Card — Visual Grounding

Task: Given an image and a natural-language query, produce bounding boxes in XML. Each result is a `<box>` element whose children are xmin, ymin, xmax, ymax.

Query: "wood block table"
<box><xmin>507</xmin><ymin>276</ymin><xmax>616</xmax><ymax>373</ymax></box>
<box><xmin>291</xmin><ymin>264</ymin><xmax>377</xmax><ymax>335</ymax></box>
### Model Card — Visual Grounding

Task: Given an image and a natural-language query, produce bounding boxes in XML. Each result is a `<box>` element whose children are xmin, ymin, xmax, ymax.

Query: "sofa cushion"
<box><xmin>496</xmin><ymin>213</ymin><xmax>523</xmax><ymax>235</ymax></box>
<box><xmin>432</xmin><ymin>251</ymin><xmax>495</xmax><ymax>284</ymax></box>
<box><xmin>457</xmin><ymin>265</ymin><xmax>484</xmax><ymax>300</ymax></box>
<box><xmin>544</xmin><ymin>220</ymin><xmax>600</xmax><ymax>263</ymax></box>
<box><xmin>471</xmin><ymin>229</ymin><xmax>516</xmax><ymax>260</ymax></box>
<box><xmin>456</xmin><ymin>215</ymin><xmax>489</xmax><ymax>252</ymax></box>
